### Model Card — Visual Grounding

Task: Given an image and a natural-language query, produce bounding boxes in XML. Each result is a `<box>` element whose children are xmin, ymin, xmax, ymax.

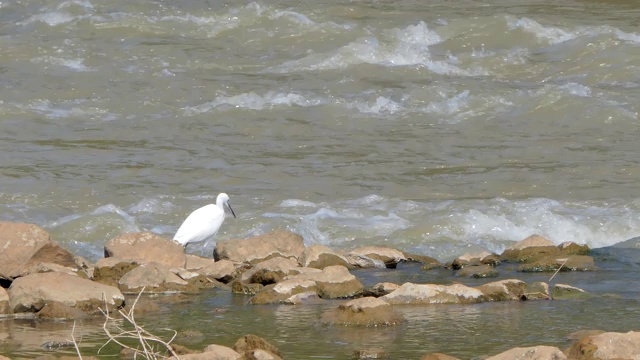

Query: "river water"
<box><xmin>1</xmin><ymin>0</ymin><xmax>640</xmax><ymax>358</ymax></box>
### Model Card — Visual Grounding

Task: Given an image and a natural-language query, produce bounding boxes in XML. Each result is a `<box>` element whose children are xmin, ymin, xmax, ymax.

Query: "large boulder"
<box><xmin>0</xmin><ymin>222</ymin><xmax>53</xmax><ymax>279</ymax></box>
<box><xmin>299</xmin><ymin>245</ymin><xmax>351</xmax><ymax>269</ymax></box>
<box><xmin>118</xmin><ymin>262</ymin><xmax>198</xmax><ymax>294</ymax></box>
<box><xmin>214</xmin><ymin>230</ymin><xmax>305</xmax><ymax>264</ymax></box>
<box><xmin>381</xmin><ymin>282</ymin><xmax>485</xmax><ymax>305</ymax></box>
<box><xmin>104</xmin><ymin>232</ymin><xmax>186</xmax><ymax>268</ymax></box>
<box><xmin>321</xmin><ymin>297</ymin><xmax>404</xmax><ymax>326</ymax></box>
<box><xmin>344</xmin><ymin>246</ymin><xmax>407</xmax><ymax>268</ymax></box>
<box><xmin>485</xmin><ymin>345</ymin><xmax>567</xmax><ymax>359</ymax></box>
<box><xmin>250</xmin><ymin>265</ymin><xmax>363</xmax><ymax>304</ymax></box>
<box><xmin>8</xmin><ymin>272</ymin><xmax>124</xmax><ymax>313</ymax></box>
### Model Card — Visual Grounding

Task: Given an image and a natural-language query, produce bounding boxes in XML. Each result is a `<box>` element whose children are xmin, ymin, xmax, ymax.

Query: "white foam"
<box><xmin>31</xmin><ymin>56</ymin><xmax>93</xmax><ymax>72</ymax></box>
<box><xmin>184</xmin><ymin>91</ymin><xmax>324</xmax><ymax>114</ymax></box>
<box><xmin>279</xmin><ymin>199</ymin><xmax>318</xmax><ymax>208</ymax></box>
<box><xmin>507</xmin><ymin>17</ymin><xmax>576</xmax><ymax>44</ymax></box>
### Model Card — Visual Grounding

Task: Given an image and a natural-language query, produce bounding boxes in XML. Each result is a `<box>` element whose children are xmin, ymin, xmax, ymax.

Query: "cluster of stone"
<box><xmin>1</xmin><ymin>221</ymin><xmax>637</xmax><ymax>359</ymax></box>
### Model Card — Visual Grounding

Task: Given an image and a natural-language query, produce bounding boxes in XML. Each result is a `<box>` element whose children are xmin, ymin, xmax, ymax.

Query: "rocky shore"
<box><xmin>0</xmin><ymin>221</ymin><xmax>638</xmax><ymax>359</ymax></box>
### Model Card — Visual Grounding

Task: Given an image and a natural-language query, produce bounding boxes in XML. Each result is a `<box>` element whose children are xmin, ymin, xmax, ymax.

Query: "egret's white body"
<box><xmin>173</xmin><ymin>193</ymin><xmax>236</xmax><ymax>252</ymax></box>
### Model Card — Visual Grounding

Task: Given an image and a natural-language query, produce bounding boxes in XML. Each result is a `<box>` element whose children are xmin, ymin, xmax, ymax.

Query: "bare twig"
<box><xmin>98</xmin><ymin>287</ymin><xmax>180</xmax><ymax>359</ymax></box>
<box><xmin>70</xmin><ymin>320</ymin><xmax>83</xmax><ymax>360</ymax></box>
<box><xmin>548</xmin><ymin>258</ymin><xmax>569</xmax><ymax>282</ymax></box>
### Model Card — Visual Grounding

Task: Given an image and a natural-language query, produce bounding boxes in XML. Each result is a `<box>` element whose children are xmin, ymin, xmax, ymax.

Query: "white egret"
<box><xmin>173</xmin><ymin>193</ymin><xmax>236</xmax><ymax>254</ymax></box>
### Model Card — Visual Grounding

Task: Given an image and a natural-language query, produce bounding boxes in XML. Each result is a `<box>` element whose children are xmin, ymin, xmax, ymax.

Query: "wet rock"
<box><xmin>0</xmin><ymin>287</ymin><xmax>12</xmax><ymax>314</ymax></box>
<box><xmin>92</xmin><ymin>258</ymin><xmax>140</xmax><ymax>287</ymax></box>
<box><xmin>36</xmin><ymin>301</ymin><xmax>88</xmax><ymax>320</ymax></box>
<box><xmin>232</xmin><ymin>281</ymin><xmax>264</xmax><ymax>295</ymax></box>
<box><xmin>196</xmin><ymin>259</ymin><xmax>239</xmax><ymax>283</ymax></box>
<box><xmin>457</xmin><ymin>264</ymin><xmax>498</xmax><ymax>278</ymax></box>
<box><xmin>420</xmin><ymin>354</ymin><xmax>462</xmax><ymax>360</ymax></box>
<box><xmin>403</xmin><ymin>252</ymin><xmax>442</xmax><ymax>270</ymax></box>
<box><xmin>501</xmin><ymin>234</ymin><xmax>559</xmax><ymax>263</ymax></box>
<box><xmin>214</xmin><ymin>229</ymin><xmax>305</xmax><ymax>264</ymax></box>
<box><xmin>518</xmin><ymin>255</ymin><xmax>596</xmax><ymax>273</ymax></box>
<box><xmin>185</xmin><ymin>254</ymin><xmax>217</xmax><ymax>271</ymax></box>
<box><xmin>353</xmin><ymin>347</ymin><xmax>387</xmax><ymax>359</ymax></box>
<box><xmin>239</xmin><ymin>257</ymin><xmax>303</xmax><ymax>285</ymax></box>
<box><xmin>566</xmin><ymin>331</ymin><xmax>640</xmax><ymax>359</ymax></box>
<box><xmin>104</xmin><ymin>232</ymin><xmax>186</xmax><ymax>268</ymax></box>
<box><xmin>476</xmin><ymin>279</ymin><xmax>526</xmax><ymax>301</ymax></box>
<box><xmin>283</xmin><ymin>291</ymin><xmax>322</xmax><ymax>305</ymax></box>
<box><xmin>299</xmin><ymin>245</ymin><xmax>351</xmax><ymax>269</ymax></box>
<box><xmin>367</xmin><ymin>282</ymin><xmax>400</xmax><ymax>297</ymax></box>
<box><xmin>381</xmin><ymin>282</ymin><xmax>485</xmax><ymax>305</ymax></box>
<box><xmin>485</xmin><ymin>345</ymin><xmax>567</xmax><ymax>359</ymax></box>
<box><xmin>233</xmin><ymin>334</ymin><xmax>282</xmax><ymax>359</ymax></box>
<box><xmin>0</xmin><ymin>221</ymin><xmax>54</xmax><ymax>280</ymax></box>
<box><xmin>451</xmin><ymin>251</ymin><xmax>495</xmax><ymax>269</ymax></box>
<box><xmin>523</xmin><ymin>281</ymin><xmax>550</xmax><ymax>300</ymax></box>
<box><xmin>321</xmin><ymin>297</ymin><xmax>404</xmax><ymax>327</ymax></box>
<box><xmin>202</xmin><ymin>344</ymin><xmax>241</xmax><ymax>359</ymax></box>
<box><xmin>551</xmin><ymin>284</ymin><xmax>589</xmax><ymax>299</ymax></box>
<box><xmin>8</xmin><ymin>271</ymin><xmax>124</xmax><ymax>313</ymax></box>
<box><xmin>558</xmin><ymin>241</ymin><xmax>590</xmax><ymax>256</ymax></box>
<box><xmin>250</xmin><ymin>265</ymin><xmax>363</xmax><ymax>304</ymax></box>
<box><xmin>345</xmin><ymin>246</ymin><xmax>407</xmax><ymax>268</ymax></box>
<box><xmin>118</xmin><ymin>262</ymin><xmax>198</xmax><ymax>294</ymax></box>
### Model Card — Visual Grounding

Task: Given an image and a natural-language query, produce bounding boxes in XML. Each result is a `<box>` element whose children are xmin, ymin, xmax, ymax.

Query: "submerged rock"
<box><xmin>214</xmin><ymin>229</ymin><xmax>305</xmax><ymax>264</ymax></box>
<box><xmin>484</xmin><ymin>345</ymin><xmax>567</xmax><ymax>359</ymax></box>
<box><xmin>8</xmin><ymin>271</ymin><xmax>124</xmax><ymax>313</ymax></box>
<box><xmin>551</xmin><ymin>284</ymin><xmax>589</xmax><ymax>300</ymax></box>
<box><xmin>104</xmin><ymin>232</ymin><xmax>186</xmax><ymax>268</ymax></box>
<box><xmin>321</xmin><ymin>297</ymin><xmax>404</xmax><ymax>327</ymax></box>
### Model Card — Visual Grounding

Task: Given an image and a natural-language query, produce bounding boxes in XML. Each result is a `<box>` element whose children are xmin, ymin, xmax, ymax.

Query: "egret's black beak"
<box><xmin>227</xmin><ymin>203</ymin><xmax>237</xmax><ymax>218</ymax></box>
